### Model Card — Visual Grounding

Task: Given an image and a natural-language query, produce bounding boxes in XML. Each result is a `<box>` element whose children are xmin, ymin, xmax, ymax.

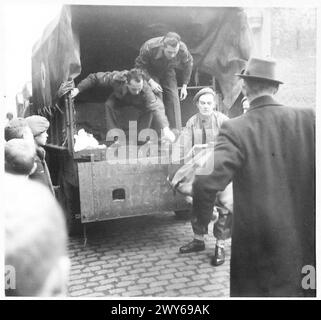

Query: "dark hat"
<box><xmin>25</xmin><ymin>115</ymin><xmax>49</xmax><ymax>136</ymax></box>
<box><xmin>5</xmin><ymin>139</ymin><xmax>36</xmax><ymax>175</ymax></box>
<box><xmin>193</xmin><ymin>87</ymin><xmax>216</xmax><ymax>106</ymax></box>
<box><xmin>235</xmin><ymin>57</ymin><xmax>283</xmax><ymax>84</ymax></box>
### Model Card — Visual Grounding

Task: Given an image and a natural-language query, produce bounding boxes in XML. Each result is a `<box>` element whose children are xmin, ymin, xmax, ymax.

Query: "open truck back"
<box><xmin>31</xmin><ymin>5</ymin><xmax>252</xmax><ymax>235</ymax></box>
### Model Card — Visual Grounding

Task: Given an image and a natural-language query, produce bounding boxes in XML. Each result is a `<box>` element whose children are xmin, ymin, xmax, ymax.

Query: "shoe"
<box><xmin>211</xmin><ymin>245</ymin><xmax>225</xmax><ymax>266</ymax></box>
<box><xmin>179</xmin><ymin>239</ymin><xmax>205</xmax><ymax>254</ymax></box>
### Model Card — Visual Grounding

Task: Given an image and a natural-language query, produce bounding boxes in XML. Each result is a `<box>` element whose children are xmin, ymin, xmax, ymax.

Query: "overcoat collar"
<box><xmin>248</xmin><ymin>95</ymin><xmax>282</xmax><ymax>112</ymax></box>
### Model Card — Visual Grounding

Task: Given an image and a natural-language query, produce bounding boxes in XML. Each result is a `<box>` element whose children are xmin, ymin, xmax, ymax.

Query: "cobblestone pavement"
<box><xmin>67</xmin><ymin>212</ymin><xmax>230</xmax><ymax>297</ymax></box>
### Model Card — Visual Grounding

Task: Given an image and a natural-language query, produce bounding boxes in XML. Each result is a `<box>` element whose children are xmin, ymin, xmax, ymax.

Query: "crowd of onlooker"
<box><xmin>4</xmin><ymin>114</ymin><xmax>69</xmax><ymax>296</ymax></box>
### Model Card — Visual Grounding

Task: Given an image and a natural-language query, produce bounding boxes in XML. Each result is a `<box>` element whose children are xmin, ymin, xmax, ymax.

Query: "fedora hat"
<box><xmin>235</xmin><ymin>57</ymin><xmax>283</xmax><ymax>84</ymax></box>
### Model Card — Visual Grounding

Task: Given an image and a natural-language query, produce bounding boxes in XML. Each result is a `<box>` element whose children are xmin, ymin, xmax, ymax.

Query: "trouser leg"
<box><xmin>160</xmin><ymin>70</ymin><xmax>181</xmax><ymax>130</ymax></box>
<box><xmin>191</xmin><ymin>208</ymin><xmax>212</xmax><ymax>236</ymax></box>
<box><xmin>105</xmin><ymin>96</ymin><xmax>122</xmax><ymax>132</ymax></box>
<box><xmin>137</xmin><ymin>95</ymin><xmax>169</xmax><ymax>133</ymax></box>
<box><xmin>137</xmin><ymin>110</ymin><xmax>153</xmax><ymax>136</ymax></box>
<box><xmin>213</xmin><ymin>183</ymin><xmax>233</xmax><ymax>242</ymax></box>
<box><xmin>150</xmin><ymin>97</ymin><xmax>169</xmax><ymax>131</ymax></box>
<box><xmin>213</xmin><ymin>208</ymin><xmax>232</xmax><ymax>241</ymax></box>
<box><xmin>191</xmin><ymin>206</ymin><xmax>231</xmax><ymax>240</ymax></box>
<box><xmin>191</xmin><ymin>182</ymin><xmax>233</xmax><ymax>238</ymax></box>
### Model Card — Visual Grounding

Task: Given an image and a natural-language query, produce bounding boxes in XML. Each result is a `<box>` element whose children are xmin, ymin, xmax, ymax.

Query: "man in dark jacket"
<box><xmin>192</xmin><ymin>57</ymin><xmax>315</xmax><ymax>297</ymax></box>
<box><xmin>71</xmin><ymin>68</ymin><xmax>175</xmax><ymax>142</ymax></box>
<box><xmin>135</xmin><ymin>32</ymin><xmax>193</xmax><ymax>129</ymax></box>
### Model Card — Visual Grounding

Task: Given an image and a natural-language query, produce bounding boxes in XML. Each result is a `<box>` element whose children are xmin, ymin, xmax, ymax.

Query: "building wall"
<box><xmin>246</xmin><ymin>7</ymin><xmax>316</xmax><ymax>110</ymax></box>
<box><xmin>271</xmin><ymin>8</ymin><xmax>316</xmax><ymax>109</ymax></box>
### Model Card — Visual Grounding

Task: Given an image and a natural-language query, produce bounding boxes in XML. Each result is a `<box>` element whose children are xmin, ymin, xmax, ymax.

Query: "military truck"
<box><xmin>31</xmin><ymin>5</ymin><xmax>252</xmax><ymax>239</ymax></box>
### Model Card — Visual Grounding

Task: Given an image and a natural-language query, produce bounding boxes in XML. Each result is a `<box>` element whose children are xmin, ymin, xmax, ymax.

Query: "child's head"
<box><xmin>5</xmin><ymin>117</ymin><xmax>34</xmax><ymax>143</ymax></box>
<box><xmin>6</xmin><ymin>112</ymin><xmax>14</xmax><ymax>121</ymax></box>
<box><xmin>193</xmin><ymin>87</ymin><xmax>217</xmax><ymax>116</ymax></box>
<box><xmin>25</xmin><ymin>115</ymin><xmax>50</xmax><ymax>146</ymax></box>
<box><xmin>5</xmin><ymin>139</ymin><xmax>36</xmax><ymax>176</ymax></box>
<box><xmin>4</xmin><ymin>174</ymin><xmax>69</xmax><ymax>296</ymax></box>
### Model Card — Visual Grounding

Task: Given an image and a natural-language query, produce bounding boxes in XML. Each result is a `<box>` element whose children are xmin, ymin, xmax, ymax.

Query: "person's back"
<box><xmin>4</xmin><ymin>174</ymin><xmax>69</xmax><ymax>296</ymax></box>
<box><xmin>218</xmin><ymin>98</ymin><xmax>315</xmax><ymax>296</ymax></box>
<box><xmin>227</xmin><ymin>102</ymin><xmax>314</xmax><ymax>222</ymax></box>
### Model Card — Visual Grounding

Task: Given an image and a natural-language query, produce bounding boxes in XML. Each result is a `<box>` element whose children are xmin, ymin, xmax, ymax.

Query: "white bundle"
<box><xmin>74</xmin><ymin>129</ymin><xmax>105</xmax><ymax>152</ymax></box>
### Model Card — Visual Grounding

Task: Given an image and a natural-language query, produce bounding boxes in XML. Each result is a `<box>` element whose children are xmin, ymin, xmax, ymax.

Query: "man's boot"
<box><xmin>179</xmin><ymin>239</ymin><xmax>205</xmax><ymax>254</ymax></box>
<box><xmin>211</xmin><ymin>245</ymin><xmax>225</xmax><ymax>266</ymax></box>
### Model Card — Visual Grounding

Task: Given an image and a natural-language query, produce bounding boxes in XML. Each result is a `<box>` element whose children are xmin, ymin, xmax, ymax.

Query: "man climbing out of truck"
<box><xmin>70</xmin><ymin>68</ymin><xmax>176</xmax><ymax>143</ymax></box>
<box><xmin>135</xmin><ymin>32</ymin><xmax>193</xmax><ymax>129</ymax></box>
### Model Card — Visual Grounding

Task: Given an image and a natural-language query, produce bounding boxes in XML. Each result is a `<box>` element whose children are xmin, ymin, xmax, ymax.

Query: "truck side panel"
<box><xmin>78</xmin><ymin>161</ymin><xmax>189</xmax><ymax>222</ymax></box>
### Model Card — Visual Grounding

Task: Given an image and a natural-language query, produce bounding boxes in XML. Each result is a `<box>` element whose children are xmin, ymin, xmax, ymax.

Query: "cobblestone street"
<box><xmin>68</xmin><ymin>212</ymin><xmax>230</xmax><ymax>297</ymax></box>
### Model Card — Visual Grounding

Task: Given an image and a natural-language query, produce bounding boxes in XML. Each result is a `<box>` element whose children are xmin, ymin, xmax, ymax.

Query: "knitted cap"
<box><xmin>25</xmin><ymin>115</ymin><xmax>49</xmax><ymax>136</ymax></box>
<box><xmin>193</xmin><ymin>87</ymin><xmax>216</xmax><ymax>106</ymax></box>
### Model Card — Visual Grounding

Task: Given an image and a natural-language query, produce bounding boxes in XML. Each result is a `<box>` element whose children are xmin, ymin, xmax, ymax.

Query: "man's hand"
<box><xmin>70</xmin><ymin>88</ymin><xmax>80</xmax><ymax>98</ymax></box>
<box><xmin>148</xmin><ymin>79</ymin><xmax>163</xmax><ymax>93</ymax></box>
<box><xmin>180</xmin><ymin>84</ymin><xmax>188</xmax><ymax>101</ymax></box>
<box><xmin>57</xmin><ymin>80</ymin><xmax>75</xmax><ymax>98</ymax></box>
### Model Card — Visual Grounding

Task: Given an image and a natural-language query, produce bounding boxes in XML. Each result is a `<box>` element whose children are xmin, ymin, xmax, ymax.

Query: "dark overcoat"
<box><xmin>193</xmin><ymin>95</ymin><xmax>315</xmax><ymax>297</ymax></box>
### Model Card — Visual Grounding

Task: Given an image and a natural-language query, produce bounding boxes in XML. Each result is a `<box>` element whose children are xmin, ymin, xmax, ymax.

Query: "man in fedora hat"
<box><xmin>192</xmin><ymin>57</ymin><xmax>315</xmax><ymax>297</ymax></box>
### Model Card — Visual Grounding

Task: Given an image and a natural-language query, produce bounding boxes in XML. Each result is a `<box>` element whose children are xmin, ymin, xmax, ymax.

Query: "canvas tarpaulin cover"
<box><xmin>32</xmin><ymin>5</ymin><xmax>252</xmax><ymax>116</ymax></box>
<box><xmin>32</xmin><ymin>6</ymin><xmax>81</xmax><ymax>116</ymax></box>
